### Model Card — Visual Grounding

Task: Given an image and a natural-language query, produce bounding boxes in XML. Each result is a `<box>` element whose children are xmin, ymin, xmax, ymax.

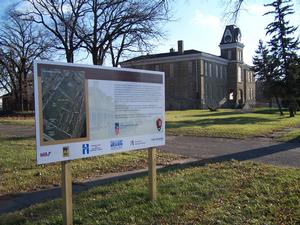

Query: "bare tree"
<box><xmin>223</xmin><ymin>0</ymin><xmax>300</xmax><ymax>22</ymax></box>
<box><xmin>22</xmin><ymin>0</ymin><xmax>88</xmax><ymax>63</ymax></box>
<box><xmin>222</xmin><ymin>0</ymin><xmax>245</xmax><ymax>23</ymax></box>
<box><xmin>108</xmin><ymin>1</ymin><xmax>169</xmax><ymax>66</ymax></box>
<box><xmin>76</xmin><ymin>0</ymin><xmax>170</xmax><ymax>65</ymax></box>
<box><xmin>0</xmin><ymin>10</ymin><xmax>52</xmax><ymax>111</ymax></box>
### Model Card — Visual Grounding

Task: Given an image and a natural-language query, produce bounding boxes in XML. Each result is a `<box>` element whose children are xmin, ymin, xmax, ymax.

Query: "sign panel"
<box><xmin>34</xmin><ymin>61</ymin><xmax>165</xmax><ymax>164</ymax></box>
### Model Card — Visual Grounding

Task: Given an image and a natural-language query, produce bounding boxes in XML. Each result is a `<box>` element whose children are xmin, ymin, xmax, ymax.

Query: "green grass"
<box><xmin>1</xmin><ymin>161</ymin><xmax>299</xmax><ymax>225</ymax></box>
<box><xmin>276</xmin><ymin>128</ymin><xmax>300</xmax><ymax>143</ymax></box>
<box><xmin>0</xmin><ymin>137</ymin><xmax>185</xmax><ymax>195</ymax></box>
<box><xmin>166</xmin><ymin>108</ymin><xmax>300</xmax><ymax>138</ymax></box>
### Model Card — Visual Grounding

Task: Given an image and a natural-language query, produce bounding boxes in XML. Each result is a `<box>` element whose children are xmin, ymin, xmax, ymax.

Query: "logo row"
<box><xmin>40</xmin><ymin>137</ymin><xmax>164</xmax><ymax>158</ymax></box>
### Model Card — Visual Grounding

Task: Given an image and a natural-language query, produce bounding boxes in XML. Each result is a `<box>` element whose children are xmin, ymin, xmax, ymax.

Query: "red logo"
<box><xmin>115</xmin><ymin>122</ymin><xmax>120</xmax><ymax>135</ymax></box>
<box><xmin>156</xmin><ymin>118</ymin><xmax>162</xmax><ymax>131</ymax></box>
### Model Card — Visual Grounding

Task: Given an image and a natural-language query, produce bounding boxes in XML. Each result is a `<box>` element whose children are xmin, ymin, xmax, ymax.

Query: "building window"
<box><xmin>220</xmin><ymin>66</ymin><xmax>223</xmax><ymax>79</ymax></box>
<box><xmin>209</xmin><ymin>64</ymin><xmax>212</xmax><ymax>77</ymax></box>
<box><xmin>205</xmin><ymin>62</ymin><xmax>208</xmax><ymax>76</ymax></box>
<box><xmin>188</xmin><ymin>61</ymin><xmax>193</xmax><ymax>74</ymax></box>
<box><xmin>155</xmin><ymin>65</ymin><xmax>160</xmax><ymax>71</ymax></box>
<box><xmin>224</xmin><ymin>67</ymin><xmax>227</xmax><ymax>80</ymax></box>
<box><xmin>237</xmin><ymin>67</ymin><xmax>242</xmax><ymax>83</ymax></box>
<box><xmin>170</xmin><ymin>64</ymin><xmax>174</xmax><ymax>78</ymax></box>
<box><xmin>216</xmin><ymin>65</ymin><xmax>218</xmax><ymax>78</ymax></box>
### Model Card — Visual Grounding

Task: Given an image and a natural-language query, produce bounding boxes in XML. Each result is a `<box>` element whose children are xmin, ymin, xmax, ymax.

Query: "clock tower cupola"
<box><xmin>219</xmin><ymin>25</ymin><xmax>244</xmax><ymax>61</ymax></box>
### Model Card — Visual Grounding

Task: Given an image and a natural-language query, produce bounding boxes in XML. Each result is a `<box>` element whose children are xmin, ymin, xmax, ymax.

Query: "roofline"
<box><xmin>120</xmin><ymin>51</ymin><xmax>229</xmax><ymax>66</ymax></box>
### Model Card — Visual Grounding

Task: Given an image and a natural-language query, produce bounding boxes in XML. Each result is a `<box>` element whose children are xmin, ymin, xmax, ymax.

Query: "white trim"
<box><xmin>219</xmin><ymin>42</ymin><xmax>245</xmax><ymax>49</ymax></box>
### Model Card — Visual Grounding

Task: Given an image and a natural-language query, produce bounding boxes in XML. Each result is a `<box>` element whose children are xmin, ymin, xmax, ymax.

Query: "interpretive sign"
<box><xmin>34</xmin><ymin>61</ymin><xmax>165</xmax><ymax>164</ymax></box>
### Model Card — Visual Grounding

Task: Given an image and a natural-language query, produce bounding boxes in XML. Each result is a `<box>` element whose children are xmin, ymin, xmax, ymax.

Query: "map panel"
<box><xmin>41</xmin><ymin>69</ymin><xmax>87</xmax><ymax>142</ymax></box>
<box><xmin>35</xmin><ymin>61</ymin><xmax>165</xmax><ymax>165</ymax></box>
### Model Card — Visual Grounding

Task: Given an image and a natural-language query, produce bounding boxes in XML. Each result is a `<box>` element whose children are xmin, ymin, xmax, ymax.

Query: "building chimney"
<box><xmin>170</xmin><ymin>48</ymin><xmax>175</xmax><ymax>53</ymax></box>
<box><xmin>178</xmin><ymin>40</ymin><xmax>184</xmax><ymax>54</ymax></box>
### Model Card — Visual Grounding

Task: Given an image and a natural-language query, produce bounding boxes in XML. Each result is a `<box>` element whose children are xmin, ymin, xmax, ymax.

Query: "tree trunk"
<box><xmin>288</xmin><ymin>99</ymin><xmax>297</xmax><ymax>117</ymax></box>
<box><xmin>289</xmin><ymin>107</ymin><xmax>295</xmax><ymax>117</ymax></box>
<box><xmin>274</xmin><ymin>95</ymin><xmax>283</xmax><ymax>116</ymax></box>
<box><xmin>66</xmin><ymin>50</ymin><xmax>74</xmax><ymax>63</ymax></box>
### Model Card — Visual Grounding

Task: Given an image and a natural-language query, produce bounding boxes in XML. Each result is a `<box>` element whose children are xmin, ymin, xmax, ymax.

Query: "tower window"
<box><xmin>228</xmin><ymin>50</ymin><xmax>232</xmax><ymax>59</ymax></box>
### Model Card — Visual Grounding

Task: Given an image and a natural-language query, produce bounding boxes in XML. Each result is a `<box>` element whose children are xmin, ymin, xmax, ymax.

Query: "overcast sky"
<box><xmin>1</xmin><ymin>0</ymin><xmax>300</xmax><ymax>65</ymax></box>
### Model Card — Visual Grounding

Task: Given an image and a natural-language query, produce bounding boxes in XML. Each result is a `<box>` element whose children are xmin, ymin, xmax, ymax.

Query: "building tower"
<box><xmin>219</xmin><ymin>25</ymin><xmax>245</xmax><ymax>107</ymax></box>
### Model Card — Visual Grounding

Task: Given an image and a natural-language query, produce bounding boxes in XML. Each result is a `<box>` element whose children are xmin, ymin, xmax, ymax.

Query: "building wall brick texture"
<box><xmin>121</xmin><ymin>25</ymin><xmax>256</xmax><ymax>110</ymax></box>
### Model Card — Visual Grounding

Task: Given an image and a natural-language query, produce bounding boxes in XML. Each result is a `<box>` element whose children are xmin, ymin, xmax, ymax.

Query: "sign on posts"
<box><xmin>34</xmin><ymin>61</ymin><xmax>165</xmax><ymax>164</ymax></box>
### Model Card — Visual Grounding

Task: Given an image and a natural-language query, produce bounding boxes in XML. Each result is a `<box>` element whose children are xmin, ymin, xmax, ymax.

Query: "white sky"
<box><xmin>1</xmin><ymin>0</ymin><xmax>300</xmax><ymax>66</ymax></box>
<box><xmin>153</xmin><ymin>0</ymin><xmax>300</xmax><ymax>65</ymax></box>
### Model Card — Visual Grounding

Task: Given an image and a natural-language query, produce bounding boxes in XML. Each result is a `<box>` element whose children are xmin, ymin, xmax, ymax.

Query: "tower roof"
<box><xmin>220</xmin><ymin>25</ymin><xmax>242</xmax><ymax>45</ymax></box>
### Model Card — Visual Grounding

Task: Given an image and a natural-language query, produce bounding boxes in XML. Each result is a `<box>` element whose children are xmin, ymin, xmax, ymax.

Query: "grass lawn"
<box><xmin>0</xmin><ymin>137</ymin><xmax>185</xmax><ymax>195</ymax></box>
<box><xmin>276</xmin><ymin>128</ymin><xmax>300</xmax><ymax>143</ymax></box>
<box><xmin>167</xmin><ymin>108</ymin><xmax>300</xmax><ymax>139</ymax></box>
<box><xmin>1</xmin><ymin>108</ymin><xmax>300</xmax><ymax>139</ymax></box>
<box><xmin>0</xmin><ymin>161</ymin><xmax>299</xmax><ymax>225</ymax></box>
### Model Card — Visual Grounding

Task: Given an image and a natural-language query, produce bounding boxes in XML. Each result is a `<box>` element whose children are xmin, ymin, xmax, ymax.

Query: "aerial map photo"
<box><xmin>41</xmin><ymin>68</ymin><xmax>87</xmax><ymax>143</ymax></box>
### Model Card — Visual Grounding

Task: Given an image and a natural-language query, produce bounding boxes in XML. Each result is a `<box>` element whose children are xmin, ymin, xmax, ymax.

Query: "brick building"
<box><xmin>120</xmin><ymin>25</ymin><xmax>256</xmax><ymax>110</ymax></box>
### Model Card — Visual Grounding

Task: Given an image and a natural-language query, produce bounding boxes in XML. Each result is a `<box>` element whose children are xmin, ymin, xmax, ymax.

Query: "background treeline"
<box><xmin>0</xmin><ymin>0</ymin><xmax>170</xmax><ymax>111</ymax></box>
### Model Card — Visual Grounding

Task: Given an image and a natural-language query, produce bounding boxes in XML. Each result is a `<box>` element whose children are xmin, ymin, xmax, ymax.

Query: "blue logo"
<box><xmin>82</xmin><ymin>144</ymin><xmax>89</xmax><ymax>155</ymax></box>
<box><xmin>110</xmin><ymin>140</ymin><xmax>123</xmax><ymax>150</ymax></box>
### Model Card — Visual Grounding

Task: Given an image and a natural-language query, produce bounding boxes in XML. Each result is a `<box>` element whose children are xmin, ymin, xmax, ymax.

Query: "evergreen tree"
<box><xmin>264</xmin><ymin>0</ymin><xmax>300</xmax><ymax>117</ymax></box>
<box><xmin>253</xmin><ymin>40</ymin><xmax>284</xmax><ymax>115</ymax></box>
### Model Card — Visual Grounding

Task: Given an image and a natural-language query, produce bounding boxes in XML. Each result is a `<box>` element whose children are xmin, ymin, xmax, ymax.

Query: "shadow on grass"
<box><xmin>1</xmin><ymin>138</ymin><xmax>299</xmax><ymax>215</ymax></box>
<box><xmin>186</xmin><ymin>111</ymin><xmax>245</xmax><ymax>118</ymax></box>
<box><xmin>166</xmin><ymin>117</ymin><xmax>273</xmax><ymax>129</ymax></box>
<box><xmin>253</xmin><ymin>108</ymin><xmax>288</xmax><ymax>115</ymax></box>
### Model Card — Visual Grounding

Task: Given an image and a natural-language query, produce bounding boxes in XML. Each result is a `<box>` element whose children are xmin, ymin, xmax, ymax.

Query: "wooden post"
<box><xmin>148</xmin><ymin>147</ymin><xmax>157</xmax><ymax>201</ymax></box>
<box><xmin>62</xmin><ymin>161</ymin><xmax>73</xmax><ymax>225</ymax></box>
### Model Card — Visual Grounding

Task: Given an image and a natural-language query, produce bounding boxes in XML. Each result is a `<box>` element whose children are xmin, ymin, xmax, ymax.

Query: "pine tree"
<box><xmin>253</xmin><ymin>39</ymin><xmax>284</xmax><ymax>115</ymax></box>
<box><xmin>264</xmin><ymin>0</ymin><xmax>300</xmax><ymax>117</ymax></box>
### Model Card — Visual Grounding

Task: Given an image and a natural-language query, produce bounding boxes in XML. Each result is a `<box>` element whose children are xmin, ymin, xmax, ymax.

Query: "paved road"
<box><xmin>0</xmin><ymin>124</ymin><xmax>35</xmax><ymax>138</ymax></box>
<box><xmin>0</xmin><ymin>125</ymin><xmax>300</xmax><ymax>214</ymax></box>
<box><xmin>1</xmin><ymin>124</ymin><xmax>299</xmax><ymax>168</ymax></box>
<box><xmin>160</xmin><ymin>136</ymin><xmax>300</xmax><ymax>168</ymax></box>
